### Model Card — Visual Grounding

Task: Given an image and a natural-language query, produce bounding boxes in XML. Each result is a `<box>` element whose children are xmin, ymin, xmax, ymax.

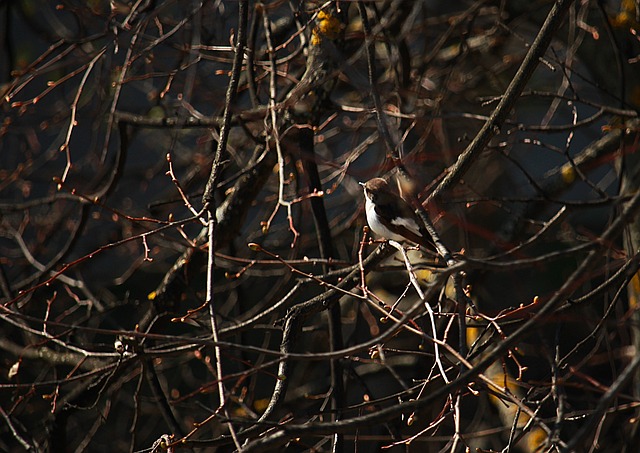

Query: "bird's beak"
<box><xmin>358</xmin><ymin>181</ymin><xmax>365</xmax><ymax>187</ymax></box>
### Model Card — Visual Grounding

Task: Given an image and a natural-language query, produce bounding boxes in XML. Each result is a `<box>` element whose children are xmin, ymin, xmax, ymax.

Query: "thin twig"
<box><xmin>201</xmin><ymin>0</ymin><xmax>249</xmax><ymax>447</ymax></box>
<box><xmin>388</xmin><ymin>240</ymin><xmax>449</xmax><ymax>384</ymax></box>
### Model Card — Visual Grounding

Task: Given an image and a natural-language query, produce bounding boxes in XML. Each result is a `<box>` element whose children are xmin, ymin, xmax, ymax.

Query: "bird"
<box><xmin>360</xmin><ymin>178</ymin><xmax>433</xmax><ymax>249</ymax></box>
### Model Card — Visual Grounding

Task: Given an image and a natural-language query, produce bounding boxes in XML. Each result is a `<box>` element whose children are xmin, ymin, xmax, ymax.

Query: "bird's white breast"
<box><xmin>364</xmin><ymin>196</ymin><xmax>406</xmax><ymax>241</ymax></box>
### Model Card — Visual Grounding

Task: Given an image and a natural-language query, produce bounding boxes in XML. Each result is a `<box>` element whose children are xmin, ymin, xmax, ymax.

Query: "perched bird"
<box><xmin>360</xmin><ymin>178</ymin><xmax>433</xmax><ymax>248</ymax></box>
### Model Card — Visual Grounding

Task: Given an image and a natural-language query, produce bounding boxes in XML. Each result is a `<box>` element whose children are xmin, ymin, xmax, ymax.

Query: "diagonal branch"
<box><xmin>427</xmin><ymin>0</ymin><xmax>575</xmax><ymax>203</ymax></box>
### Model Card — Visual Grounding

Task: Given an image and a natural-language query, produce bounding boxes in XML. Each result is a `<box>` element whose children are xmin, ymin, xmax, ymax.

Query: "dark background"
<box><xmin>1</xmin><ymin>1</ymin><xmax>640</xmax><ymax>452</ymax></box>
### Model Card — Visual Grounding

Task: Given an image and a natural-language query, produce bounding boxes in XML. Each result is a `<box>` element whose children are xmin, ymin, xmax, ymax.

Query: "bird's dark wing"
<box><xmin>375</xmin><ymin>199</ymin><xmax>434</xmax><ymax>248</ymax></box>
